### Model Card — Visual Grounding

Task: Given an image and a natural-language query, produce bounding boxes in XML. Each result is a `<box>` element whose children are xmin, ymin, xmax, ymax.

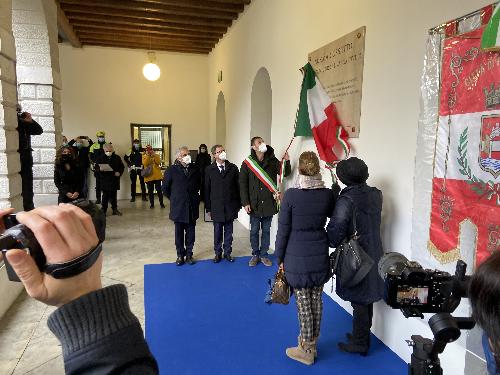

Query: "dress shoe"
<box><xmin>160</xmin><ymin>203</ymin><xmax>165</xmax><ymax>208</ymax></box>
<box><xmin>224</xmin><ymin>254</ymin><xmax>235</xmax><ymax>262</ymax></box>
<box><xmin>96</xmin><ymin>199</ymin><xmax>101</xmax><ymax>205</ymax></box>
<box><xmin>130</xmin><ymin>197</ymin><xmax>135</xmax><ymax>202</ymax></box>
<box><xmin>176</xmin><ymin>257</ymin><xmax>185</xmax><ymax>266</ymax></box>
<box><xmin>112</xmin><ymin>209</ymin><xmax>122</xmax><ymax>216</ymax></box>
<box><xmin>260</xmin><ymin>256</ymin><xmax>273</xmax><ymax>267</ymax></box>
<box><xmin>248</xmin><ymin>256</ymin><xmax>260</xmax><ymax>267</ymax></box>
<box><xmin>186</xmin><ymin>256</ymin><xmax>195</xmax><ymax>265</ymax></box>
<box><xmin>213</xmin><ymin>254</ymin><xmax>222</xmax><ymax>263</ymax></box>
<box><xmin>150</xmin><ymin>205</ymin><xmax>154</xmax><ymax>209</ymax></box>
<box><xmin>337</xmin><ymin>342</ymin><xmax>368</xmax><ymax>356</ymax></box>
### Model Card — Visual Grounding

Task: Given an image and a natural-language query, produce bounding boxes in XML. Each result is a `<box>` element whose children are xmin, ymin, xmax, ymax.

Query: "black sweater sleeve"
<box><xmin>47</xmin><ymin>284</ymin><xmax>159</xmax><ymax>375</ymax></box>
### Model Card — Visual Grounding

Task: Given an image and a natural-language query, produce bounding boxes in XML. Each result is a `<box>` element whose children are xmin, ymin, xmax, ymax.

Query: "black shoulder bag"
<box><xmin>329</xmin><ymin>196</ymin><xmax>374</xmax><ymax>289</ymax></box>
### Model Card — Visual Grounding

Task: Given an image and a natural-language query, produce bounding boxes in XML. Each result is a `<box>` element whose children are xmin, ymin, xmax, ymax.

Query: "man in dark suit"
<box><xmin>162</xmin><ymin>146</ymin><xmax>201</xmax><ymax>266</ymax></box>
<box><xmin>95</xmin><ymin>143</ymin><xmax>125</xmax><ymax>216</ymax></box>
<box><xmin>205</xmin><ymin>145</ymin><xmax>241</xmax><ymax>263</ymax></box>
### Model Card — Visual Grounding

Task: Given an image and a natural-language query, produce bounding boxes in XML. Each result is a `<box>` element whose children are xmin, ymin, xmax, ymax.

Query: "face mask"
<box><xmin>200</xmin><ymin>148</ymin><xmax>206</xmax><ymax>153</ymax></box>
<box><xmin>134</xmin><ymin>144</ymin><xmax>140</xmax><ymax>150</ymax></box>
<box><xmin>61</xmin><ymin>154</ymin><xmax>71</xmax><ymax>161</ymax></box>
<box><xmin>105</xmin><ymin>151</ymin><xmax>113</xmax><ymax>157</ymax></box>
<box><xmin>483</xmin><ymin>333</ymin><xmax>498</xmax><ymax>375</ymax></box>
<box><xmin>258</xmin><ymin>143</ymin><xmax>267</xmax><ymax>153</ymax></box>
<box><xmin>182</xmin><ymin>155</ymin><xmax>191</xmax><ymax>164</ymax></box>
<box><xmin>75</xmin><ymin>142</ymin><xmax>83</xmax><ymax>149</ymax></box>
<box><xmin>62</xmin><ymin>142</ymin><xmax>69</xmax><ymax>147</ymax></box>
<box><xmin>98</xmin><ymin>137</ymin><xmax>105</xmax><ymax>143</ymax></box>
<box><xmin>219</xmin><ymin>151</ymin><xmax>227</xmax><ymax>161</ymax></box>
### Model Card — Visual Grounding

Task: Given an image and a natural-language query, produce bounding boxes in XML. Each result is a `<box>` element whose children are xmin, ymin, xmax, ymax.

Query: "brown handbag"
<box><xmin>271</xmin><ymin>268</ymin><xmax>291</xmax><ymax>305</ymax></box>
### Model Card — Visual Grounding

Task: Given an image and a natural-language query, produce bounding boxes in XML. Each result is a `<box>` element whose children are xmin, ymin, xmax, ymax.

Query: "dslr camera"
<box><xmin>1</xmin><ymin>199</ymin><xmax>106</xmax><ymax>282</ymax></box>
<box><xmin>378</xmin><ymin>252</ymin><xmax>475</xmax><ymax>375</ymax></box>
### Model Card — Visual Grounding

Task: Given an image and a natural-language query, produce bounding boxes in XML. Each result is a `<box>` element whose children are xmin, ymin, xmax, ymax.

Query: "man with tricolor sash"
<box><xmin>239</xmin><ymin>136</ymin><xmax>291</xmax><ymax>267</ymax></box>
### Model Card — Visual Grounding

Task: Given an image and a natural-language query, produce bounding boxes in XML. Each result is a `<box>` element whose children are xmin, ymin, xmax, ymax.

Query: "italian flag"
<box><xmin>481</xmin><ymin>3</ymin><xmax>500</xmax><ymax>50</ymax></box>
<box><xmin>294</xmin><ymin>62</ymin><xmax>350</xmax><ymax>163</ymax></box>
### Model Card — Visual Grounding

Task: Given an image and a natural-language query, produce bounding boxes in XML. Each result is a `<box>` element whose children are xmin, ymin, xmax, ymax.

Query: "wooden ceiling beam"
<box><xmin>78</xmin><ymin>33</ymin><xmax>215</xmax><ymax>48</ymax></box>
<box><xmin>72</xmin><ymin>20</ymin><xmax>223</xmax><ymax>39</ymax></box>
<box><xmin>81</xmin><ymin>40</ymin><xmax>210</xmax><ymax>54</ymax></box>
<box><xmin>75</xmin><ymin>28</ymin><xmax>219</xmax><ymax>44</ymax></box>
<box><xmin>59</xmin><ymin>0</ymin><xmax>238</xmax><ymax>20</ymax></box>
<box><xmin>56</xmin><ymin>1</ymin><xmax>81</xmax><ymax>47</ymax></box>
<box><xmin>66</xmin><ymin>13</ymin><xmax>228</xmax><ymax>34</ymax></box>
<box><xmin>130</xmin><ymin>0</ymin><xmax>244</xmax><ymax>13</ymax></box>
<box><xmin>62</xmin><ymin>5</ymin><xmax>232</xmax><ymax>28</ymax></box>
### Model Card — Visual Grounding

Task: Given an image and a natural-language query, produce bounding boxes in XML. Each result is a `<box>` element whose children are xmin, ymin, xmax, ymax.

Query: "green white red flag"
<box><xmin>294</xmin><ymin>62</ymin><xmax>350</xmax><ymax>164</ymax></box>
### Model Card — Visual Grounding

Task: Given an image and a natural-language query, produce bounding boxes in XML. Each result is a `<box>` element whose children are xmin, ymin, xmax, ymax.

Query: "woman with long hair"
<box><xmin>54</xmin><ymin>146</ymin><xmax>83</xmax><ymax>204</ymax></box>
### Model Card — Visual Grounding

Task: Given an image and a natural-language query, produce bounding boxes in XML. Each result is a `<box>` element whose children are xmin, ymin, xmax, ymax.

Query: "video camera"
<box><xmin>1</xmin><ymin>199</ymin><xmax>106</xmax><ymax>282</ymax></box>
<box><xmin>378</xmin><ymin>252</ymin><xmax>475</xmax><ymax>375</ymax></box>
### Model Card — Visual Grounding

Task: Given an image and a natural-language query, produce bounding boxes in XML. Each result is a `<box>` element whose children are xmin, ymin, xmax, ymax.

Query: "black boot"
<box><xmin>176</xmin><ymin>257</ymin><xmax>185</xmax><ymax>266</ymax></box>
<box><xmin>186</xmin><ymin>256</ymin><xmax>195</xmax><ymax>265</ymax></box>
<box><xmin>112</xmin><ymin>209</ymin><xmax>122</xmax><ymax>216</ymax></box>
<box><xmin>130</xmin><ymin>197</ymin><xmax>135</xmax><ymax>202</ymax></box>
<box><xmin>337</xmin><ymin>342</ymin><xmax>368</xmax><ymax>356</ymax></box>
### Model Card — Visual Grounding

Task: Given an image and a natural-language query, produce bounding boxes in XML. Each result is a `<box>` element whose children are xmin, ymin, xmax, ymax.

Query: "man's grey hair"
<box><xmin>211</xmin><ymin>144</ymin><xmax>223</xmax><ymax>154</ymax></box>
<box><xmin>175</xmin><ymin>146</ymin><xmax>189</xmax><ymax>159</ymax></box>
<box><xmin>103</xmin><ymin>143</ymin><xmax>114</xmax><ymax>151</ymax></box>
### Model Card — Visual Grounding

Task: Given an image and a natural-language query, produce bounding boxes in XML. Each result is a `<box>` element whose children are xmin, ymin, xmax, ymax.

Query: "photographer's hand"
<box><xmin>5</xmin><ymin>205</ymin><xmax>102</xmax><ymax>307</ymax></box>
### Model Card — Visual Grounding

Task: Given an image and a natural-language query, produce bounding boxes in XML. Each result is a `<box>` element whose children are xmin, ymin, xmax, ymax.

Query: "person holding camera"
<box><xmin>470</xmin><ymin>251</ymin><xmax>500</xmax><ymax>375</ymax></box>
<box><xmin>125</xmin><ymin>139</ymin><xmax>147</xmax><ymax>202</ymax></box>
<box><xmin>16</xmin><ymin>104</ymin><xmax>43</xmax><ymax>211</ymax></box>
<box><xmin>95</xmin><ymin>143</ymin><xmax>124</xmax><ymax>216</ymax></box>
<box><xmin>204</xmin><ymin>145</ymin><xmax>240</xmax><ymax>263</ymax></box>
<box><xmin>162</xmin><ymin>146</ymin><xmax>201</xmax><ymax>266</ymax></box>
<box><xmin>69</xmin><ymin>136</ymin><xmax>93</xmax><ymax>200</ymax></box>
<box><xmin>274</xmin><ymin>151</ymin><xmax>337</xmax><ymax>365</ymax></box>
<box><xmin>54</xmin><ymin>146</ymin><xmax>83</xmax><ymax>204</ymax></box>
<box><xmin>0</xmin><ymin>205</ymin><xmax>159</xmax><ymax>374</ymax></box>
<box><xmin>142</xmin><ymin>145</ymin><xmax>164</xmax><ymax>209</ymax></box>
<box><xmin>326</xmin><ymin>157</ymin><xmax>384</xmax><ymax>356</ymax></box>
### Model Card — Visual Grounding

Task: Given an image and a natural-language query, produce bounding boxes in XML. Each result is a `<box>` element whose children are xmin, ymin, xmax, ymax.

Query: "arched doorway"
<box><xmin>216</xmin><ymin>91</ymin><xmax>226</xmax><ymax>146</ymax></box>
<box><xmin>250</xmin><ymin>67</ymin><xmax>272</xmax><ymax>144</ymax></box>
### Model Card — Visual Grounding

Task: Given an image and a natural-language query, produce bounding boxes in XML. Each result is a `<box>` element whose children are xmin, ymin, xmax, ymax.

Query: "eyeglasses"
<box><xmin>214</xmin><ymin>150</ymin><xmax>225</xmax><ymax>154</ymax></box>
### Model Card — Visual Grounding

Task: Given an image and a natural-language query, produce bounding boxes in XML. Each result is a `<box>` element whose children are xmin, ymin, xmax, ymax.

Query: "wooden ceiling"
<box><xmin>57</xmin><ymin>0</ymin><xmax>251</xmax><ymax>54</ymax></box>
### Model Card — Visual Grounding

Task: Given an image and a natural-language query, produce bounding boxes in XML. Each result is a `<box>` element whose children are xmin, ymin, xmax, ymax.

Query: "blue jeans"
<box><xmin>249</xmin><ymin>215</ymin><xmax>272</xmax><ymax>256</ymax></box>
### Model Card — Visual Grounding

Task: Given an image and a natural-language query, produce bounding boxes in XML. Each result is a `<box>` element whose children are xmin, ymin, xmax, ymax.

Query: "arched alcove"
<box><xmin>216</xmin><ymin>91</ymin><xmax>226</xmax><ymax>145</ymax></box>
<box><xmin>250</xmin><ymin>67</ymin><xmax>272</xmax><ymax>144</ymax></box>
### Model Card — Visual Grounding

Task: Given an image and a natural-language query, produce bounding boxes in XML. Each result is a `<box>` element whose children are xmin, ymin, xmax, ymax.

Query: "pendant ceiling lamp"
<box><xmin>143</xmin><ymin>51</ymin><xmax>160</xmax><ymax>81</ymax></box>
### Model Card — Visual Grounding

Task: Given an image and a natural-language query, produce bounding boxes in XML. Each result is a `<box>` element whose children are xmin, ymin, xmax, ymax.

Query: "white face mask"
<box><xmin>219</xmin><ymin>151</ymin><xmax>227</xmax><ymax>161</ymax></box>
<box><xmin>105</xmin><ymin>151</ymin><xmax>113</xmax><ymax>157</ymax></box>
<box><xmin>181</xmin><ymin>155</ymin><xmax>191</xmax><ymax>164</ymax></box>
<box><xmin>258</xmin><ymin>143</ymin><xmax>267</xmax><ymax>153</ymax></box>
<box><xmin>98</xmin><ymin>137</ymin><xmax>105</xmax><ymax>143</ymax></box>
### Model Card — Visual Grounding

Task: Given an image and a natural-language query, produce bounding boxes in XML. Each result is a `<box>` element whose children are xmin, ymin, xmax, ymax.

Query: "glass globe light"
<box><xmin>143</xmin><ymin>62</ymin><xmax>161</xmax><ymax>81</ymax></box>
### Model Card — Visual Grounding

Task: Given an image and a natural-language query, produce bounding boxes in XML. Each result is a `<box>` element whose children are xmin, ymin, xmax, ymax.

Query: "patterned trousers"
<box><xmin>294</xmin><ymin>286</ymin><xmax>324</xmax><ymax>342</ymax></box>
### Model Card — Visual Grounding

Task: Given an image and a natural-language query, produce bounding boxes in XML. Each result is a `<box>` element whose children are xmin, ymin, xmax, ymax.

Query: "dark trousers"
<box><xmin>147</xmin><ymin>180</ymin><xmax>163</xmax><ymax>206</ymax></box>
<box><xmin>101</xmin><ymin>189</ymin><xmax>118</xmax><ymax>212</ymax></box>
<box><xmin>351</xmin><ymin>303</ymin><xmax>373</xmax><ymax>348</ymax></box>
<box><xmin>213</xmin><ymin>220</ymin><xmax>234</xmax><ymax>255</ymax></box>
<box><xmin>175</xmin><ymin>221</ymin><xmax>196</xmax><ymax>257</ymax></box>
<box><xmin>20</xmin><ymin>154</ymin><xmax>34</xmax><ymax>211</ymax></box>
<box><xmin>130</xmin><ymin>170</ymin><xmax>146</xmax><ymax>198</ymax></box>
<box><xmin>82</xmin><ymin>169</ymin><xmax>89</xmax><ymax>200</ymax></box>
<box><xmin>95</xmin><ymin>172</ymin><xmax>102</xmax><ymax>203</ymax></box>
<box><xmin>249</xmin><ymin>215</ymin><xmax>272</xmax><ymax>256</ymax></box>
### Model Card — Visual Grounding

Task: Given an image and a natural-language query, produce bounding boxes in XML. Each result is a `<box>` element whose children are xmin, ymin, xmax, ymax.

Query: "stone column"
<box><xmin>12</xmin><ymin>0</ymin><xmax>62</xmax><ymax>206</ymax></box>
<box><xmin>0</xmin><ymin>0</ymin><xmax>23</xmax><ymax>319</ymax></box>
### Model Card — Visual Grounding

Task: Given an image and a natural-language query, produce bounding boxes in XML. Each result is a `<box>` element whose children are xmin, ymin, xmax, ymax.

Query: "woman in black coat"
<box><xmin>54</xmin><ymin>146</ymin><xmax>83</xmax><ymax>204</ymax></box>
<box><xmin>274</xmin><ymin>151</ymin><xmax>337</xmax><ymax>365</ymax></box>
<box><xmin>326</xmin><ymin>157</ymin><xmax>384</xmax><ymax>356</ymax></box>
<box><xmin>196</xmin><ymin>144</ymin><xmax>211</xmax><ymax>202</ymax></box>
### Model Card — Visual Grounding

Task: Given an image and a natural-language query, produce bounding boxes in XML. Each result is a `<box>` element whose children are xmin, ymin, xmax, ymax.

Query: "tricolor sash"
<box><xmin>243</xmin><ymin>155</ymin><xmax>278</xmax><ymax>195</ymax></box>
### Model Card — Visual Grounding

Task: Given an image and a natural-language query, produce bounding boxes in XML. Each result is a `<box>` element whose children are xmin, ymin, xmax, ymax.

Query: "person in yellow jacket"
<box><xmin>142</xmin><ymin>145</ymin><xmax>165</xmax><ymax>209</ymax></box>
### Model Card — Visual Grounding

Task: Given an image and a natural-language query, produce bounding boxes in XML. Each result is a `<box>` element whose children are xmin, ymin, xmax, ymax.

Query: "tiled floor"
<box><xmin>0</xmin><ymin>200</ymin><xmax>250</xmax><ymax>374</ymax></box>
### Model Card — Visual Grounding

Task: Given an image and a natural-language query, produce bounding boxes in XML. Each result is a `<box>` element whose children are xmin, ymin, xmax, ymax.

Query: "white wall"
<box><xmin>207</xmin><ymin>0</ymin><xmax>492</xmax><ymax>373</ymax></box>
<box><xmin>59</xmin><ymin>45</ymin><xmax>209</xmax><ymax>199</ymax></box>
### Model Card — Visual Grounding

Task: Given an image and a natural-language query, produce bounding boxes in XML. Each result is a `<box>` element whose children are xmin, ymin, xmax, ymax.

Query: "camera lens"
<box><xmin>378</xmin><ymin>252</ymin><xmax>409</xmax><ymax>279</ymax></box>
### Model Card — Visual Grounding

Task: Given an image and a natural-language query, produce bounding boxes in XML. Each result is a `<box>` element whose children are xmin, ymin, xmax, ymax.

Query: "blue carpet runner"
<box><xmin>145</xmin><ymin>256</ymin><xmax>406</xmax><ymax>374</ymax></box>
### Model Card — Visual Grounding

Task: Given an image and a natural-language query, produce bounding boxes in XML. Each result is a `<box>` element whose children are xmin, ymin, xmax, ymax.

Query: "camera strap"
<box><xmin>44</xmin><ymin>242</ymin><xmax>103</xmax><ymax>279</ymax></box>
